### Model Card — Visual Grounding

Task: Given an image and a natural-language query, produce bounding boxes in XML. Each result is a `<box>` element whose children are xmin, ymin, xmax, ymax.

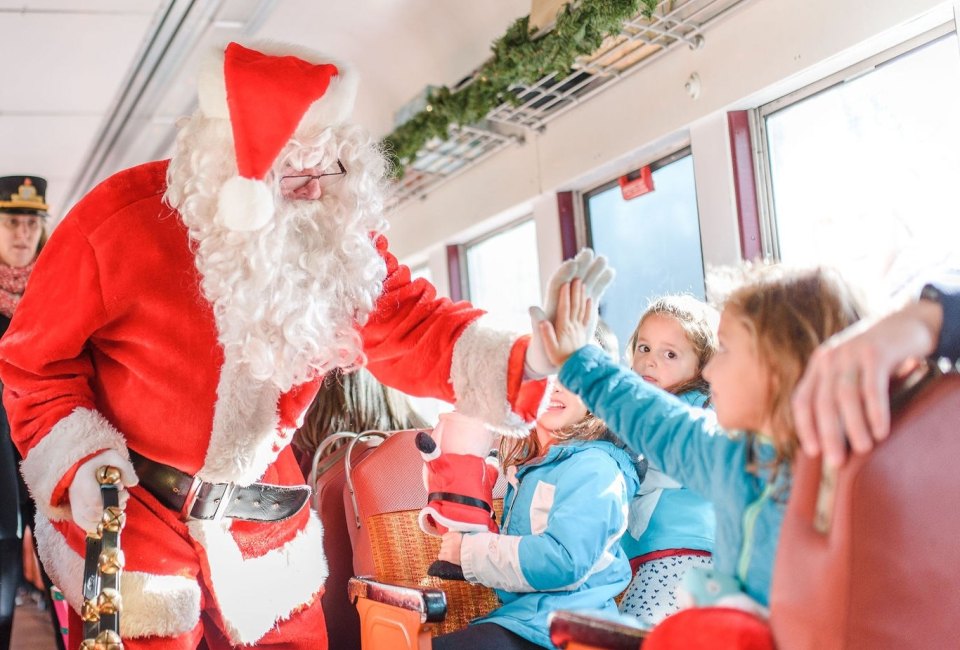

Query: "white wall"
<box><xmin>389</xmin><ymin>0</ymin><xmax>949</xmax><ymax>295</ymax></box>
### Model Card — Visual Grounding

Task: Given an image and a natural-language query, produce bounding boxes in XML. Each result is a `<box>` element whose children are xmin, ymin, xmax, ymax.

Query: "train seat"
<box><xmin>345</xmin><ymin>428</ymin><xmax>506</xmax><ymax>649</ymax></box>
<box><xmin>308</xmin><ymin>431</ymin><xmax>389</xmax><ymax>650</ymax></box>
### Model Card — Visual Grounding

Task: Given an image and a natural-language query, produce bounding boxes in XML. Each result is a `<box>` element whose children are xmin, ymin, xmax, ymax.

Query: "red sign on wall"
<box><xmin>618</xmin><ymin>166</ymin><xmax>654</xmax><ymax>201</ymax></box>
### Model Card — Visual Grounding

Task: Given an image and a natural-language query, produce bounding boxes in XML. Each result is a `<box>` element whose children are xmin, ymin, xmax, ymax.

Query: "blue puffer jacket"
<box><xmin>460</xmin><ymin>439</ymin><xmax>641</xmax><ymax>648</ymax></box>
<box><xmin>559</xmin><ymin>345</ymin><xmax>789</xmax><ymax>607</ymax></box>
<box><xmin>620</xmin><ymin>389</ymin><xmax>716</xmax><ymax>559</ymax></box>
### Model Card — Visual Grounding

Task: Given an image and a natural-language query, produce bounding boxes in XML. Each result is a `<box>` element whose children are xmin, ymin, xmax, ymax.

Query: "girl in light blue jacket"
<box><xmin>433</xmin><ymin>378</ymin><xmax>641</xmax><ymax>649</ymax></box>
<box><xmin>538</xmin><ymin>268</ymin><xmax>863</xmax><ymax>641</ymax></box>
<box><xmin>616</xmin><ymin>295</ymin><xmax>718</xmax><ymax>627</ymax></box>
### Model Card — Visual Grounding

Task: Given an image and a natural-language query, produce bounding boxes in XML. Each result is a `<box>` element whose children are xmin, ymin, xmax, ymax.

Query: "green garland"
<box><xmin>383</xmin><ymin>0</ymin><xmax>658</xmax><ymax>179</ymax></box>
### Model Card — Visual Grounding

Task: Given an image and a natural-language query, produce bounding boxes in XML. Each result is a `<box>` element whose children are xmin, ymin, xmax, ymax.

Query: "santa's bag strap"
<box><xmin>344</xmin><ymin>430</ymin><xmax>390</xmax><ymax>528</ymax></box>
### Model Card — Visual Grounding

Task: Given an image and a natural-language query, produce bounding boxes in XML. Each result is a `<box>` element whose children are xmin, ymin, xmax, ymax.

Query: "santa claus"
<box><xmin>0</xmin><ymin>41</ymin><xmax>611</xmax><ymax>648</ymax></box>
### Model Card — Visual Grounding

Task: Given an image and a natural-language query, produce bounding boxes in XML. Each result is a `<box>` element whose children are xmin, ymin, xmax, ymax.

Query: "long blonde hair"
<box><xmin>723</xmin><ymin>266</ymin><xmax>864</xmax><ymax>464</ymax></box>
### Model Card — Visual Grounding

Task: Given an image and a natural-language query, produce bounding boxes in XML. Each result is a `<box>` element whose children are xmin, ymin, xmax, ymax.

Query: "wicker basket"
<box><xmin>367</xmin><ymin>502</ymin><xmax>504</xmax><ymax>636</ymax></box>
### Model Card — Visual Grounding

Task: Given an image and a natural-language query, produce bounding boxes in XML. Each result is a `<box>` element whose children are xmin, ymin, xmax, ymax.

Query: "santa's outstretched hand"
<box><xmin>526</xmin><ymin>249</ymin><xmax>614</xmax><ymax>378</ymax></box>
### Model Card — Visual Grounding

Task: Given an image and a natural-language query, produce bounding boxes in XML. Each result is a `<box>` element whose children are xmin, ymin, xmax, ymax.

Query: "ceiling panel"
<box><xmin>0</xmin><ymin>114</ymin><xmax>105</xmax><ymax>215</ymax></box>
<box><xmin>0</xmin><ymin>9</ymin><xmax>161</xmax><ymax>113</ymax></box>
<box><xmin>0</xmin><ymin>1</ymin><xmax>155</xmax><ymax>11</ymax></box>
<box><xmin>255</xmin><ymin>0</ymin><xmax>530</xmax><ymax>137</ymax></box>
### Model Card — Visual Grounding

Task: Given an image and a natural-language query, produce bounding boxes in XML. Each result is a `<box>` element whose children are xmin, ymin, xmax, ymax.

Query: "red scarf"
<box><xmin>0</xmin><ymin>261</ymin><xmax>35</xmax><ymax>319</ymax></box>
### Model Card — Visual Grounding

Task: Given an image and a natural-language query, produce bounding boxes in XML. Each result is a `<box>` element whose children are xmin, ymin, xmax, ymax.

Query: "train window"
<box><xmin>464</xmin><ymin>218</ymin><xmax>541</xmax><ymax>332</ymax></box>
<box><xmin>585</xmin><ymin>149</ymin><xmax>705</xmax><ymax>351</ymax></box>
<box><xmin>758</xmin><ymin>28</ymin><xmax>960</xmax><ymax>307</ymax></box>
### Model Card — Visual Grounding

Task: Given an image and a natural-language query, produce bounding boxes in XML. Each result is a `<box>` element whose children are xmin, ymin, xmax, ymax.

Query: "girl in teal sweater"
<box><xmin>537</xmin><ymin>267</ymin><xmax>862</xmax><ymax>643</ymax></box>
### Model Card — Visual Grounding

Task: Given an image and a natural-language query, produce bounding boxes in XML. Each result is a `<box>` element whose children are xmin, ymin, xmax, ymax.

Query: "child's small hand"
<box><xmin>437</xmin><ymin>531</ymin><xmax>463</xmax><ymax>566</ymax></box>
<box><xmin>539</xmin><ymin>279</ymin><xmax>592</xmax><ymax>368</ymax></box>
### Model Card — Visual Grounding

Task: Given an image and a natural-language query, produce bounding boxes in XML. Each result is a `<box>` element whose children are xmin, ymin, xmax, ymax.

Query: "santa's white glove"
<box><xmin>525</xmin><ymin>248</ymin><xmax>615</xmax><ymax>378</ymax></box>
<box><xmin>68</xmin><ymin>449</ymin><xmax>138</xmax><ymax>534</ymax></box>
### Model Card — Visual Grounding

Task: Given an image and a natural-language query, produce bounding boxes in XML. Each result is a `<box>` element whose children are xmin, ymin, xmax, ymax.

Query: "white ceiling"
<box><xmin>0</xmin><ymin>0</ymin><xmax>529</xmax><ymax>218</ymax></box>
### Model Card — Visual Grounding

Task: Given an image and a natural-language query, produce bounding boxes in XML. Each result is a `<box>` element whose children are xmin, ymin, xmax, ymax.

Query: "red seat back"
<box><xmin>771</xmin><ymin>371</ymin><xmax>960</xmax><ymax>649</ymax></box>
<box><xmin>310</xmin><ymin>432</ymin><xmax>386</xmax><ymax>650</ymax></box>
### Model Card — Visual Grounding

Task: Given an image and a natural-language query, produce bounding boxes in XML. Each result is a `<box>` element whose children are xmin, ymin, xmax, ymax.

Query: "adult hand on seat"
<box><xmin>68</xmin><ymin>449</ymin><xmax>139</xmax><ymax>534</ymax></box>
<box><xmin>792</xmin><ymin>298</ymin><xmax>943</xmax><ymax>467</ymax></box>
<box><xmin>526</xmin><ymin>249</ymin><xmax>615</xmax><ymax>378</ymax></box>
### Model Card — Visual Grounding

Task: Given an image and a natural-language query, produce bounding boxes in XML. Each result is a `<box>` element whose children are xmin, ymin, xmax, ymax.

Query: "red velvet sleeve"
<box><xmin>360</xmin><ymin>235</ymin><xmax>484</xmax><ymax>402</ymax></box>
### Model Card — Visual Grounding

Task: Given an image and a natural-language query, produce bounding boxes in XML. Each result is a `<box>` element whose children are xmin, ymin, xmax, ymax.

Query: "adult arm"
<box><xmin>361</xmin><ymin>235</ymin><xmax>544</xmax><ymax>434</ymax></box>
<box><xmin>792</xmin><ymin>284</ymin><xmax>955</xmax><ymax>466</ymax></box>
<box><xmin>0</xmin><ymin>219</ymin><xmax>133</xmax><ymax>522</ymax></box>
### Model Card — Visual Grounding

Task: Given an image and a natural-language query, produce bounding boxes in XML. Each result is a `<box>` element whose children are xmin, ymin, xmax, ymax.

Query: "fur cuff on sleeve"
<box><xmin>19</xmin><ymin>407</ymin><xmax>130</xmax><ymax>522</ymax></box>
<box><xmin>450</xmin><ymin>317</ymin><xmax>534</xmax><ymax>437</ymax></box>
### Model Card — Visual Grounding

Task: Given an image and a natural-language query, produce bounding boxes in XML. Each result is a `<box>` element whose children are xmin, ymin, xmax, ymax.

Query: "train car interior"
<box><xmin>2</xmin><ymin>0</ymin><xmax>959</xmax><ymax>648</ymax></box>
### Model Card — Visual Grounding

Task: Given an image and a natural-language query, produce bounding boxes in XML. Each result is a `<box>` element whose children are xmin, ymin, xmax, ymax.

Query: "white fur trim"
<box><xmin>199</xmin><ymin>353</ymin><xmax>283</xmax><ymax>485</ymax></box>
<box><xmin>449</xmin><ymin>317</ymin><xmax>530</xmax><ymax>437</ymax></box>
<box><xmin>217</xmin><ymin>176</ymin><xmax>274</xmax><ymax>231</ymax></box>
<box><xmin>188</xmin><ymin>511</ymin><xmax>327</xmax><ymax>645</ymax></box>
<box><xmin>198</xmin><ymin>39</ymin><xmax>358</xmax><ymax>131</ymax></box>
<box><xmin>34</xmin><ymin>514</ymin><xmax>201</xmax><ymax>639</ymax></box>
<box><xmin>418</xmin><ymin>506</ymin><xmax>491</xmax><ymax>537</ymax></box>
<box><xmin>20</xmin><ymin>408</ymin><xmax>129</xmax><ymax>522</ymax></box>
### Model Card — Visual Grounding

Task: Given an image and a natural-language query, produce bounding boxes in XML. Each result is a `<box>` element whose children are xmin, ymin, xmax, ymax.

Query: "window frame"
<box><xmin>461</xmin><ymin>215</ymin><xmax>537</xmax><ymax>303</ymax></box>
<box><xmin>751</xmin><ymin>21</ymin><xmax>957</xmax><ymax>261</ymax></box>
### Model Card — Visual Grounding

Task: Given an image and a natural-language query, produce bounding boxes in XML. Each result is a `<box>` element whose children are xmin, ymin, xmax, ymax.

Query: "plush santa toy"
<box><xmin>416</xmin><ymin>412</ymin><xmax>500</xmax><ymax>579</ymax></box>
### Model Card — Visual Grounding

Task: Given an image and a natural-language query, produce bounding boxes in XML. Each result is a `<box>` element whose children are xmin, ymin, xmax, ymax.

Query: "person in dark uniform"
<box><xmin>0</xmin><ymin>175</ymin><xmax>50</xmax><ymax>649</ymax></box>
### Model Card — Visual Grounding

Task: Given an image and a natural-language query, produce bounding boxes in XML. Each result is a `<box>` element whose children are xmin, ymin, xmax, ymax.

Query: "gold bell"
<box><xmin>96</xmin><ymin>465</ymin><xmax>123</xmax><ymax>486</ymax></box>
<box><xmin>98</xmin><ymin>547</ymin><xmax>125</xmax><ymax>575</ymax></box>
<box><xmin>81</xmin><ymin>597</ymin><xmax>100</xmax><ymax>623</ymax></box>
<box><xmin>97</xmin><ymin>587</ymin><xmax>122</xmax><ymax>615</ymax></box>
<box><xmin>101</xmin><ymin>506</ymin><xmax>126</xmax><ymax>533</ymax></box>
<box><xmin>95</xmin><ymin>628</ymin><xmax>123</xmax><ymax>650</ymax></box>
<box><xmin>78</xmin><ymin>638</ymin><xmax>98</xmax><ymax>650</ymax></box>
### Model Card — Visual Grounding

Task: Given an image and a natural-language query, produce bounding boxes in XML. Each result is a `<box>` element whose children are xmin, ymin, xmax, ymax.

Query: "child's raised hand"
<box><xmin>539</xmin><ymin>279</ymin><xmax>592</xmax><ymax>368</ymax></box>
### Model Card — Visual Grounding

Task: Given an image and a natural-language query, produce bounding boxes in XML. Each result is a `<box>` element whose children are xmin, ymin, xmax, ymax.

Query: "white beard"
<box><xmin>165</xmin><ymin>115</ymin><xmax>389</xmax><ymax>392</ymax></box>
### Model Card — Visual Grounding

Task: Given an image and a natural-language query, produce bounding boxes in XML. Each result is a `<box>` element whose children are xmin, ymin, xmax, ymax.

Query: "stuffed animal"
<box><xmin>416</xmin><ymin>411</ymin><xmax>499</xmax><ymax>579</ymax></box>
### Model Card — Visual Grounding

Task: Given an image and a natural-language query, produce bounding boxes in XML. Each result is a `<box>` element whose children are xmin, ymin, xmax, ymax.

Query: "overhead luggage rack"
<box><xmin>389</xmin><ymin>0</ymin><xmax>745</xmax><ymax>209</ymax></box>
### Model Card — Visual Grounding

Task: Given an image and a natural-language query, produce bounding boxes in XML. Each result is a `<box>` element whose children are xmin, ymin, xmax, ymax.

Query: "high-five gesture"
<box><xmin>526</xmin><ymin>249</ymin><xmax>614</xmax><ymax>377</ymax></box>
<box><xmin>539</xmin><ymin>279</ymin><xmax>593</xmax><ymax>369</ymax></box>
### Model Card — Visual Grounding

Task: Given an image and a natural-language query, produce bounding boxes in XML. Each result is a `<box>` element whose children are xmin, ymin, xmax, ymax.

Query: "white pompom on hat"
<box><xmin>197</xmin><ymin>41</ymin><xmax>359</xmax><ymax>231</ymax></box>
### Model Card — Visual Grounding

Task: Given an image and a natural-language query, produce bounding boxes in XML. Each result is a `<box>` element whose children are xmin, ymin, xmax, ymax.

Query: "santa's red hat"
<box><xmin>197</xmin><ymin>41</ymin><xmax>358</xmax><ymax>231</ymax></box>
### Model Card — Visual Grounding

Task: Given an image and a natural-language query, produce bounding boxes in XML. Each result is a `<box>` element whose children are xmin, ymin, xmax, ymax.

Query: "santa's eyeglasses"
<box><xmin>279</xmin><ymin>160</ymin><xmax>347</xmax><ymax>192</ymax></box>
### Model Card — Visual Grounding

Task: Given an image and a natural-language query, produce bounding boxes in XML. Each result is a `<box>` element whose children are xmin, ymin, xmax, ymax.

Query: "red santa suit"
<box><xmin>0</xmin><ymin>43</ymin><xmax>544</xmax><ymax>649</ymax></box>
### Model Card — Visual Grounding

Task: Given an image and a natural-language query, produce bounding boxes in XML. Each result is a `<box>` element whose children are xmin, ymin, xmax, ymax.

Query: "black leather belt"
<box><xmin>129</xmin><ymin>451</ymin><xmax>310</xmax><ymax>522</ymax></box>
